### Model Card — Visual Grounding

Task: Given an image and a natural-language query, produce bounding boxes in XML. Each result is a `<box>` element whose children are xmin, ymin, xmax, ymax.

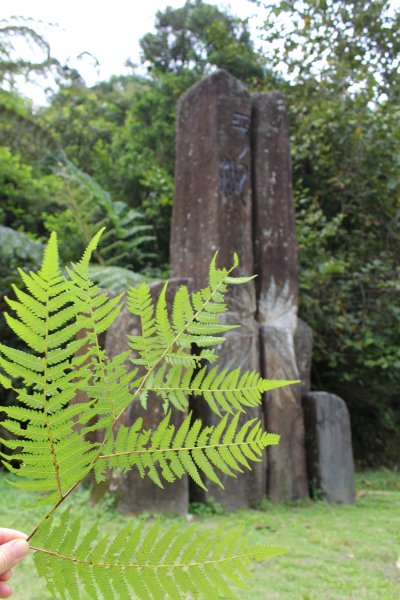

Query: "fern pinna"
<box><xmin>0</xmin><ymin>231</ymin><xmax>293</xmax><ymax>599</ymax></box>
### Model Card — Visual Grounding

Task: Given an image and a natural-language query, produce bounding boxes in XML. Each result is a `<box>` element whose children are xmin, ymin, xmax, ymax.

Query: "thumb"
<box><xmin>0</xmin><ymin>540</ymin><xmax>29</xmax><ymax>574</ymax></box>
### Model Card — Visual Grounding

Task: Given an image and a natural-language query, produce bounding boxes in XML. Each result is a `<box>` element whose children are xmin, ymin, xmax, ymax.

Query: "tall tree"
<box><xmin>254</xmin><ymin>0</ymin><xmax>400</xmax><ymax>463</ymax></box>
<box><xmin>140</xmin><ymin>0</ymin><xmax>265</xmax><ymax>83</ymax></box>
<box><xmin>254</xmin><ymin>0</ymin><xmax>400</xmax><ymax>100</ymax></box>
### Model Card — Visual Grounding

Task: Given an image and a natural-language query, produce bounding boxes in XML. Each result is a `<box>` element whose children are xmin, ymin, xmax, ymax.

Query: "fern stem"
<box><xmin>26</xmin><ymin>478</ymin><xmax>82</xmax><ymax>542</ymax></box>
<box><xmin>29</xmin><ymin>545</ymin><xmax>261</xmax><ymax>569</ymax></box>
<box><xmin>147</xmin><ymin>385</ymin><xmax>263</xmax><ymax>394</ymax></box>
<box><xmin>43</xmin><ymin>287</ymin><xmax>63</xmax><ymax>500</ymax></box>
<box><xmin>97</xmin><ymin>440</ymin><xmax>264</xmax><ymax>460</ymax></box>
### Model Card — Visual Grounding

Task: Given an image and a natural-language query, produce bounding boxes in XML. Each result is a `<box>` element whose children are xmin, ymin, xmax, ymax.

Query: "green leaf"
<box><xmin>31</xmin><ymin>510</ymin><xmax>286</xmax><ymax>600</ymax></box>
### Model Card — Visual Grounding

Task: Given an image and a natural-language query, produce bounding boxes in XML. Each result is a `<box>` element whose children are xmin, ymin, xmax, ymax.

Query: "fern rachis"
<box><xmin>0</xmin><ymin>231</ymin><xmax>295</xmax><ymax>599</ymax></box>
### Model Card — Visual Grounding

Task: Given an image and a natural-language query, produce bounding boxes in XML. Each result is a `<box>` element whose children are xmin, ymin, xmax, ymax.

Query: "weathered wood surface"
<box><xmin>171</xmin><ymin>70</ymin><xmax>266</xmax><ymax>509</ymax></box>
<box><xmin>252</xmin><ymin>92</ymin><xmax>308</xmax><ymax>501</ymax></box>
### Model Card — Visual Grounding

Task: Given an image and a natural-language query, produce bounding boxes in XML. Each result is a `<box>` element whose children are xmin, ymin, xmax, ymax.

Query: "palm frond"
<box><xmin>88</xmin><ymin>265</ymin><xmax>151</xmax><ymax>292</ymax></box>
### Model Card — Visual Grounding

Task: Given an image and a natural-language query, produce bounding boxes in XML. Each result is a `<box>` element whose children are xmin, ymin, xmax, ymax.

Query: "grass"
<box><xmin>1</xmin><ymin>469</ymin><xmax>399</xmax><ymax>599</ymax></box>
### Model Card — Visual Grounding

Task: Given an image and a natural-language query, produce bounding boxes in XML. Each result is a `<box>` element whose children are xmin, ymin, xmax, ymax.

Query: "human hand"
<box><xmin>0</xmin><ymin>530</ymin><xmax>29</xmax><ymax>598</ymax></box>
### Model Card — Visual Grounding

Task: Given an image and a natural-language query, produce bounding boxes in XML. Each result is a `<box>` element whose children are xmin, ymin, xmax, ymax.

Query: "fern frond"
<box><xmin>143</xmin><ymin>363</ymin><xmax>297</xmax><ymax>414</ymax></box>
<box><xmin>127</xmin><ymin>253</ymin><xmax>296</xmax><ymax>415</ymax></box>
<box><xmin>55</xmin><ymin>158</ymin><xmax>156</xmax><ymax>269</ymax></box>
<box><xmin>89</xmin><ymin>265</ymin><xmax>150</xmax><ymax>292</ymax></box>
<box><xmin>0</xmin><ymin>231</ymin><xmax>290</xmax><ymax>597</ymax></box>
<box><xmin>31</xmin><ymin>509</ymin><xmax>285</xmax><ymax>600</ymax></box>
<box><xmin>0</xmin><ymin>233</ymin><xmax>98</xmax><ymax>503</ymax></box>
<box><xmin>96</xmin><ymin>412</ymin><xmax>280</xmax><ymax>490</ymax></box>
<box><xmin>67</xmin><ymin>230</ymin><xmax>124</xmax><ymax>335</ymax></box>
<box><xmin>127</xmin><ymin>283</ymin><xmax>158</xmax><ymax>370</ymax></box>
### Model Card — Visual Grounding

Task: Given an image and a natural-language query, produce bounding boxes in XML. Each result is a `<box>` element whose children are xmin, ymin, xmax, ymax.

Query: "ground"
<box><xmin>1</xmin><ymin>469</ymin><xmax>399</xmax><ymax>599</ymax></box>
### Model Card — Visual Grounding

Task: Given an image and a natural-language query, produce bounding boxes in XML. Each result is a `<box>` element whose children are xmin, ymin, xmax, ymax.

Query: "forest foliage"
<box><xmin>0</xmin><ymin>0</ymin><xmax>399</xmax><ymax>465</ymax></box>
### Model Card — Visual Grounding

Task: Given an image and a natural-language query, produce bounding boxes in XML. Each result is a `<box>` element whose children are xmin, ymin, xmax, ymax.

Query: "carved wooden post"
<box><xmin>171</xmin><ymin>70</ymin><xmax>266</xmax><ymax>509</ymax></box>
<box><xmin>252</xmin><ymin>92</ymin><xmax>309</xmax><ymax>501</ymax></box>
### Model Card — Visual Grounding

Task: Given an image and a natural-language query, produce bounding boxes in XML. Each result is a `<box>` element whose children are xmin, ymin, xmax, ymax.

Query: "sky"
<box><xmin>2</xmin><ymin>0</ymin><xmax>262</xmax><ymax>103</ymax></box>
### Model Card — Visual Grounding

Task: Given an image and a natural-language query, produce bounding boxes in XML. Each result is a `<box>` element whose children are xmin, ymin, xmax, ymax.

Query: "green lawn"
<box><xmin>1</xmin><ymin>470</ymin><xmax>399</xmax><ymax>599</ymax></box>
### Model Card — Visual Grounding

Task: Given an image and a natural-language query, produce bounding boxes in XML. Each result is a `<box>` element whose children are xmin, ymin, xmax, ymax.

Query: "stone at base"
<box><xmin>302</xmin><ymin>392</ymin><xmax>355</xmax><ymax>504</ymax></box>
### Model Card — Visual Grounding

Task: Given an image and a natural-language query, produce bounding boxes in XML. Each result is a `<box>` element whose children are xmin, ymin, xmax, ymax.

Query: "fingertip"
<box><xmin>0</xmin><ymin>531</ymin><xmax>27</xmax><ymax>545</ymax></box>
<box><xmin>11</xmin><ymin>540</ymin><xmax>29</xmax><ymax>561</ymax></box>
<box><xmin>0</xmin><ymin>581</ymin><xmax>13</xmax><ymax>598</ymax></box>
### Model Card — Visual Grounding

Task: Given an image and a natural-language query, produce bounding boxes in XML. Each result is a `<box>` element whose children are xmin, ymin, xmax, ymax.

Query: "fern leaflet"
<box><xmin>127</xmin><ymin>253</ymin><xmax>243</xmax><ymax>370</ymax></box>
<box><xmin>66</xmin><ymin>229</ymin><xmax>136</xmax><ymax>433</ymax></box>
<box><xmin>143</xmin><ymin>363</ymin><xmax>297</xmax><ymax>414</ymax></box>
<box><xmin>96</xmin><ymin>411</ymin><xmax>280</xmax><ymax>489</ymax></box>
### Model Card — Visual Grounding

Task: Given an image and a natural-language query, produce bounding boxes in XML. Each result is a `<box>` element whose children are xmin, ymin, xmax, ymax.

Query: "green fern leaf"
<box><xmin>143</xmin><ymin>363</ymin><xmax>297</xmax><ymax>414</ymax></box>
<box><xmin>64</xmin><ymin>232</ymin><xmax>136</xmax><ymax>433</ymax></box>
<box><xmin>127</xmin><ymin>253</ymin><xmax>246</xmax><ymax>371</ymax></box>
<box><xmin>127</xmin><ymin>283</ymin><xmax>160</xmax><ymax>369</ymax></box>
<box><xmin>31</xmin><ymin>509</ymin><xmax>286</xmax><ymax>600</ymax></box>
<box><xmin>0</xmin><ymin>233</ymin><xmax>99</xmax><ymax>502</ymax></box>
<box><xmin>97</xmin><ymin>411</ymin><xmax>279</xmax><ymax>489</ymax></box>
<box><xmin>81</xmin><ymin>351</ymin><xmax>139</xmax><ymax>435</ymax></box>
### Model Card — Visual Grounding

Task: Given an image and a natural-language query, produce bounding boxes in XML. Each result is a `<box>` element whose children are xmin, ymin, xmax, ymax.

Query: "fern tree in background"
<box><xmin>0</xmin><ymin>231</ymin><xmax>292</xmax><ymax>599</ymax></box>
<box><xmin>0</xmin><ymin>17</ymin><xmax>70</xmax><ymax>89</ymax></box>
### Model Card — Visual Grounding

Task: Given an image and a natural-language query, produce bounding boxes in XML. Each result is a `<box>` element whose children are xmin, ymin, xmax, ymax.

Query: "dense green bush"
<box><xmin>255</xmin><ymin>0</ymin><xmax>400</xmax><ymax>464</ymax></box>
